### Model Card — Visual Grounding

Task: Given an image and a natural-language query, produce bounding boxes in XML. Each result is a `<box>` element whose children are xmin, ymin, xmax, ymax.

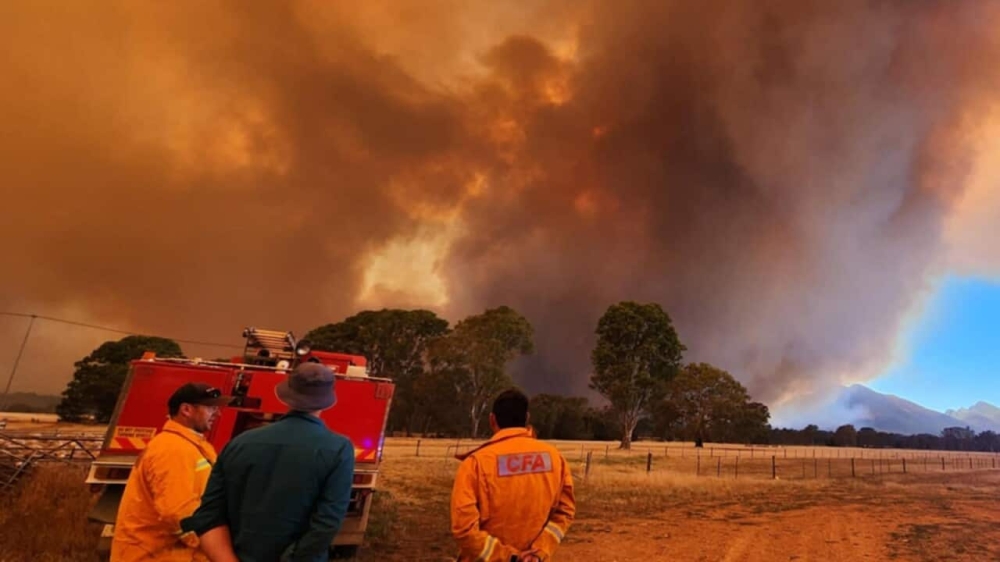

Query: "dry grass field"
<box><xmin>3</xmin><ymin>437</ymin><xmax>1000</xmax><ymax>561</ymax></box>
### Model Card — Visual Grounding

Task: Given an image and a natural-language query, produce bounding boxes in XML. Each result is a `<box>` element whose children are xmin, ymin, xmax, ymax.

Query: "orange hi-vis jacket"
<box><xmin>110</xmin><ymin>420</ymin><xmax>217</xmax><ymax>562</ymax></box>
<box><xmin>450</xmin><ymin>427</ymin><xmax>575</xmax><ymax>562</ymax></box>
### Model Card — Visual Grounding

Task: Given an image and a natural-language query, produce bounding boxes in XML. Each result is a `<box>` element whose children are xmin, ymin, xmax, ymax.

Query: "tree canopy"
<box><xmin>304</xmin><ymin>309</ymin><xmax>448</xmax><ymax>433</ymax></box>
<box><xmin>590</xmin><ymin>301</ymin><xmax>685</xmax><ymax>449</ymax></box>
<box><xmin>56</xmin><ymin>335</ymin><xmax>183</xmax><ymax>423</ymax></box>
<box><xmin>428</xmin><ymin>305</ymin><xmax>534</xmax><ymax>437</ymax></box>
<box><xmin>655</xmin><ymin>362</ymin><xmax>770</xmax><ymax>444</ymax></box>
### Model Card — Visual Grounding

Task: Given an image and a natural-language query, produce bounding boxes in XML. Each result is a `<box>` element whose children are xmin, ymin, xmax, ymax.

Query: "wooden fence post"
<box><xmin>416</xmin><ymin>439</ymin><xmax>421</xmax><ymax>457</ymax></box>
<box><xmin>735</xmin><ymin>457</ymin><xmax>739</xmax><ymax>479</ymax></box>
<box><xmin>697</xmin><ymin>454</ymin><xmax>701</xmax><ymax>476</ymax></box>
<box><xmin>717</xmin><ymin>457</ymin><xmax>721</xmax><ymax>477</ymax></box>
<box><xmin>646</xmin><ymin>452</ymin><xmax>653</xmax><ymax>474</ymax></box>
<box><xmin>585</xmin><ymin>451</ymin><xmax>592</xmax><ymax>482</ymax></box>
<box><xmin>851</xmin><ymin>458</ymin><xmax>856</xmax><ymax>478</ymax></box>
<box><xmin>772</xmin><ymin>455</ymin><xmax>776</xmax><ymax>480</ymax></box>
<box><xmin>903</xmin><ymin>458</ymin><xmax>906</xmax><ymax>474</ymax></box>
<box><xmin>814</xmin><ymin>458</ymin><xmax>817</xmax><ymax>478</ymax></box>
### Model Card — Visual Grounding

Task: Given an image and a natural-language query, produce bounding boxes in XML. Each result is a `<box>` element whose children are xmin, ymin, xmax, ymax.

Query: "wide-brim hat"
<box><xmin>275</xmin><ymin>361</ymin><xmax>337</xmax><ymax>411</ymax></box>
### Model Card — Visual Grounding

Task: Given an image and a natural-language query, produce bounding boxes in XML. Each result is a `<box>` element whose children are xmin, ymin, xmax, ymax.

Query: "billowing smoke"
<box><xmin>1</xmin><ymin>1</ymin><xmax>998</xmax><ymax>405</ymax></box>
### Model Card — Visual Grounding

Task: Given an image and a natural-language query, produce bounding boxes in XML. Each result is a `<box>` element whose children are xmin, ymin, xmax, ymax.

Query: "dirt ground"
<box><xmin>360</xmin><ymin>455</ymin><xmax>1000</xmax><ymax>562</ymax></box>
<box><xmin>3</xmin><ymin>437</ymin><xmax>1000</xmax><ymax>561</ymax></box>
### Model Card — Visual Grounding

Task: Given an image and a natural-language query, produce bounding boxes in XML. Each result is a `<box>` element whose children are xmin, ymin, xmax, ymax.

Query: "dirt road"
<box><xmin>364</xmin><ymin>462</ymin><xmax>1000</xmax><ymax>562</ymax></box>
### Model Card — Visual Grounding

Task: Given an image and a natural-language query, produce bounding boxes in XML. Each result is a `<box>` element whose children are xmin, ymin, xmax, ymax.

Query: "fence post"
<box><xmin>585</xmin><ymin>451</ymin><xmax>592</xmax><ymax>482</ymax></box>
<box><xmin>606</xmin><ymin>445</ymin><xmax>610</xmax><ymax>459</ymax></box>
<box><xmin>735</xmin><ymin>457</ymin><xmax>739</xmax><ymax>479</ymax></box>
<box><xmin>416</xmin><ymin>439</ymin><xmax>421</xmax><ymax>457</ymax></box>
<box><xmin>903</xmin><ymin>458</ymin><xmax>906</xmax><ymax>474</ymax></box>
<box><xmin>814</xmin><ymin>458</ymin><xmax>817</xmax><ymax>478</ymax></box>
<box><xmin>801</xmin><ymin>460</ymin><xmax>805</xmax><ymax>479</ymax></box>
<box><xmin>851</xmin><ymin>458</ymin><xmax>856</xmax><ymax>478</ymax></box>
<box><xmin>784</xmin><ymin>448</ymin><xmax>787</xmax><ymax>459</ymax></box>
<box><xmin>969</xmin><ymin>457</ymin><xmax>973</xmax><ymax>470</ymax></box>
<box><xmin>717</xmin><ymin>457</ymin><xmax>721</xmax><ymax>477</ymax></box>
<box><xmin>697</xmin><ymin>454</ymin><xmax>701</xmax><ymax>476</ymax></box>
<box><xmin>828</xmin><ymin>458</ymin><xmax>831</xmax><ymax>478</ymax></box>
<box><xmin>871</xmin><ymin>459</ymin><xmax>875</xmax><ymax>475</ymax></box>
<box><xmin>942</xmin><ymin>457</ymin><xmax>945</xmax><ymax>471</ymax></box>
<box><xmin>772</xmin><ymin>455</ymin><xmax>776</xmax><ymax>479</ymax></box>
<box><xmin>646</xmin><ymin>452</ymin><xmax>653</xmax><ymax>474</ymax></box>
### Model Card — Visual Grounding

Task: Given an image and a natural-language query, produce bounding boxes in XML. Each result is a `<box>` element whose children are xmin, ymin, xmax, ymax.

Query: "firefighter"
<box><xmin>110</xmin><ymin>382</ymin><xmax>232</xmax><ymax>562</ymax></box>
<box><xmin>450</xmin><ymin>388</ymin><xmax>576</xmax><ymax>562</ymax></box>
<box><xmin>181</xmin><ymin>362</ymin><xmax>355</xmax><ymax>562</ymax></box>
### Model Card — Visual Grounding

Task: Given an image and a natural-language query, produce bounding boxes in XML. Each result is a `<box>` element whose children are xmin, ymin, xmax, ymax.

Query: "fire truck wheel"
<box><xmin>329</xmin><ymin>545</ymin><xmax>359</xmax><ymax>559</ymax></box>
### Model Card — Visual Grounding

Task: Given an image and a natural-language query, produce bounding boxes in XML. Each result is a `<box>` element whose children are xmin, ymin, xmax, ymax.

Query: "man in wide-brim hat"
<box><xmin>182</xmin><ymin>362</ymin><xmax>356</xmax><ymax>562</ymax></box>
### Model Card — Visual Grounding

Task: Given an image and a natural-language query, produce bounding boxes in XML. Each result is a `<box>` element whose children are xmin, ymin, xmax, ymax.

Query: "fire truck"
<box><xmin>84</xmin><ymin>327</ymin><xmax>395</xmax><ymax>559</ymax></box>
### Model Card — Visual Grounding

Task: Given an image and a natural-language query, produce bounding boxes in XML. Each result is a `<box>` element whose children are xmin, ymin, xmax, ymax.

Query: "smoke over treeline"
<box><xmin>1</xmin><ymin>1</ymin><xmax>998</xmax><ymax>402</ymax></box>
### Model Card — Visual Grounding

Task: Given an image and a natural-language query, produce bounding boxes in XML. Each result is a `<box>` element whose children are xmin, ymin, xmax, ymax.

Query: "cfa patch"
<box><xmin>497</xmin><ymin>452</ymin><xmax>553</xmax><ymax>476</ymax></box>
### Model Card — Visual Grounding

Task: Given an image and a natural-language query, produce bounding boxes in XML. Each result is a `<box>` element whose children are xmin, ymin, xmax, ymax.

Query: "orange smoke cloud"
<box><xmin>1</xmin><ymin>0</ymin><xmax>998</xmax><ymax>404</ymax></box>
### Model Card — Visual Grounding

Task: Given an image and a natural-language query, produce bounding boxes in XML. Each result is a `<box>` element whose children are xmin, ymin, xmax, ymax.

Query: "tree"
<box><xmin>656</xmin><ymin>363</ymin><xmax>768</xmax><ymax>444</ymax></box>
<box><xmin>304</xmin><ymin>309</ymin><xmax>448</xmax><ymax>434</ymax></box>
<box><xmin>857</xmin><ymin>427</ymin><xmax>879</xmax><ymax>448</ymax></box>
<box><xmin>730</xmin><ymin>401</ymin><xmax>771</xmax><ymax>444</ymax></box>
<box><xmin>802</xmin><ymin>424</ymin><xmax>820</xmax><ymax>445</ymax></box>
<box><xmin>57</xmin><ymin>336</ymin><xmax>184</xmax><ymax>423</ymax></box>
<box><xmin>427</xmin><ymin>306</ymin><xmax>534</xmax><ymax>437</ymax></box>
<box><xmin>832</xmin><ymin>424</ymin><xmax>858</xmax><ymax>447</ymax></box>
<box><xmin>590</xmin><ymin>301</ymin><xmax>685</xmax><ymax>449</ymax></box>
<box><xmin>529</xmin><ymin>394</ymin><xmax>589</xmax><ymax>440</ymax></box>
<box><xmin>941</xmin><ymin>426</ymin><xmax>976</xmax><ymax>451</ymax></box>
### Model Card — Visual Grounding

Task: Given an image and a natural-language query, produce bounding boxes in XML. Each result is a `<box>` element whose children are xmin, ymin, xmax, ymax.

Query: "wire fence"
<box><xmin>381</xmin><ymin>438</ymin><xmax>1000</xmax><ymax>482</ymax></box>
<box><xmin>0</xmin><ymin>432</ymin><xmax>104</xmax><ymax>492</ymax></box>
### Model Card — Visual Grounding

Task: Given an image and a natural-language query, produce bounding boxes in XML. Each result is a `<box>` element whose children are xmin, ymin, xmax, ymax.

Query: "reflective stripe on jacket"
<box><xmin>111</xmin><ymin>419</ymin><xmax>217</xmax><ymax>562</ymax></box>
<box><xmin>450</xmin><ymin>427</ymin><xmax>575</xmax><ymax>561</ymax></box>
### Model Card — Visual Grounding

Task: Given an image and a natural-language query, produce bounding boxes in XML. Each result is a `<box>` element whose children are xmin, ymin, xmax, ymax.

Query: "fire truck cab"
<box><xmin>85</xmin><ymin>327</ymin><xmax>395</xmax><ymax>559</ymax></box>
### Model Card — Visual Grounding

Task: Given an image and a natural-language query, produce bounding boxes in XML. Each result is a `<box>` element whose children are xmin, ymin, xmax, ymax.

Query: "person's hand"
<box><xmin>518</xmin><ymin>549</ymin><xmax>543</xmax><ymax>562</ymax></box>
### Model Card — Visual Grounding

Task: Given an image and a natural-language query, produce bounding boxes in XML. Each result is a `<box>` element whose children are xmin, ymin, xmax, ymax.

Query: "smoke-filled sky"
<box><xmin>2</xmin><ymin>0</ymin><xmax>999</xmax><ymax>409</ymax></box>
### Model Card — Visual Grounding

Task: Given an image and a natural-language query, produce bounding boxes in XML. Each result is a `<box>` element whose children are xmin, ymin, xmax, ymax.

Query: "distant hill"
<box><xmin>836</xmin><ymin>384</ymin><xmax>969</xmax><ymax>435</ymax></box>
<box><xmin>946</xmin><ymin>402</ymin><xmax>1000</xmax><ymax>433</ymax></box>
<box><xmin>0</xmin><ymin>392</ymin><xmax>61</xmax><ymax>413</ymax></box>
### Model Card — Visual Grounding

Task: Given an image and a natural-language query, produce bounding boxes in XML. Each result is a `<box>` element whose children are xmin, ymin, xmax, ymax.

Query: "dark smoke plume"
<box><xmin>1</xmin><ymin>1</ymin><xmax>997</xmax><ymax>405</ymax></box>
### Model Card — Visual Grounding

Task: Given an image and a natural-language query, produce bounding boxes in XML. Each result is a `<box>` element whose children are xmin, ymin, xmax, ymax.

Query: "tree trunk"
<box><xmin>619</xmin><ymin>412</ymin><xmax>638</xmax><ymax>450</ymax></box>
<box><xmin>471</xmin><ymin>403</ymin><xmax>481</xmax><ymax>438</ymax></box>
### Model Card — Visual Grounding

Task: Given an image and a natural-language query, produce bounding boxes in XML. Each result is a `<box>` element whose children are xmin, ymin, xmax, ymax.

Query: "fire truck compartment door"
<box><xmin>88</xmin><ymin>485</ymin><xmax>125</xmax><ymax>524</ymax></box>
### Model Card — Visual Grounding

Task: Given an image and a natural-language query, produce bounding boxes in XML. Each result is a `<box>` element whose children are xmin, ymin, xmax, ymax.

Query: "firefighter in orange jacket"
<box><xmin>450</xmin><ymin>388</ymin><xmax>576</xmax><ymax>562</ymax></box>
<box><xmin>110</xmin><ymin>383</ymin><xmax>232</xmax><ymax>562</ymax></box>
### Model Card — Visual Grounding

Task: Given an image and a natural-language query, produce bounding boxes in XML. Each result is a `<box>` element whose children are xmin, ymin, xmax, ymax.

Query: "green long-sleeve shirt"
<box><xmin>181</xmin><ymin>411</ymin><xmax>355</xmax><ymax>562</ymax></box>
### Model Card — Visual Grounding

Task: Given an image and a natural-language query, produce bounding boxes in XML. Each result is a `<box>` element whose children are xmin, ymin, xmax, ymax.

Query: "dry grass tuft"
<box><xmin>0</xmin><ymin>464</ymin><xmax>101</xmax><ymax>562</ymax></box>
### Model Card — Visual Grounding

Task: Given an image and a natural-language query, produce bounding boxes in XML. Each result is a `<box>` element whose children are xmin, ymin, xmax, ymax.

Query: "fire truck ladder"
<box><xmin>242</xmin><ymin>327</ymin><xmax>296</xmax><ymax>365</ymax></box>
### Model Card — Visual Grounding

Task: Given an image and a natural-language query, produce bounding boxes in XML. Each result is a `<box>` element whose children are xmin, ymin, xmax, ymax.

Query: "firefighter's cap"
<box><xmin>168</xmin><ymin>382</ymin><xmax>233</xmax><ymax>412</ymax></box>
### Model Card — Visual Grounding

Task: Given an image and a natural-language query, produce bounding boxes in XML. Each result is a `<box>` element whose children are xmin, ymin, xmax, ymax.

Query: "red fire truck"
<box><xmin>84</xmin><ymin>327</ymin><xmax>395</xmax><ymax>559</ymax></box>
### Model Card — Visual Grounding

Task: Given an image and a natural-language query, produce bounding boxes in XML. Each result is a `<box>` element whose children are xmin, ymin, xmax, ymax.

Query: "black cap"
<box><xmin>168</xmin><ymin>382</ymin><xmax>233</xmax><ymax>414</ymax></box>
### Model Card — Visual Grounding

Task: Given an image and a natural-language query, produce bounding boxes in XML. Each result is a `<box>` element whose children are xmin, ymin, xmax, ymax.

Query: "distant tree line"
<box><xmin>51</xmin><ymin>304</ymin><xmax>997</xmax><ymax>455</ymax></box>
<box><xmin>769</xmin><ymin>424</ymin><xmax>1000</xmax><ymax>452</ymax></box>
